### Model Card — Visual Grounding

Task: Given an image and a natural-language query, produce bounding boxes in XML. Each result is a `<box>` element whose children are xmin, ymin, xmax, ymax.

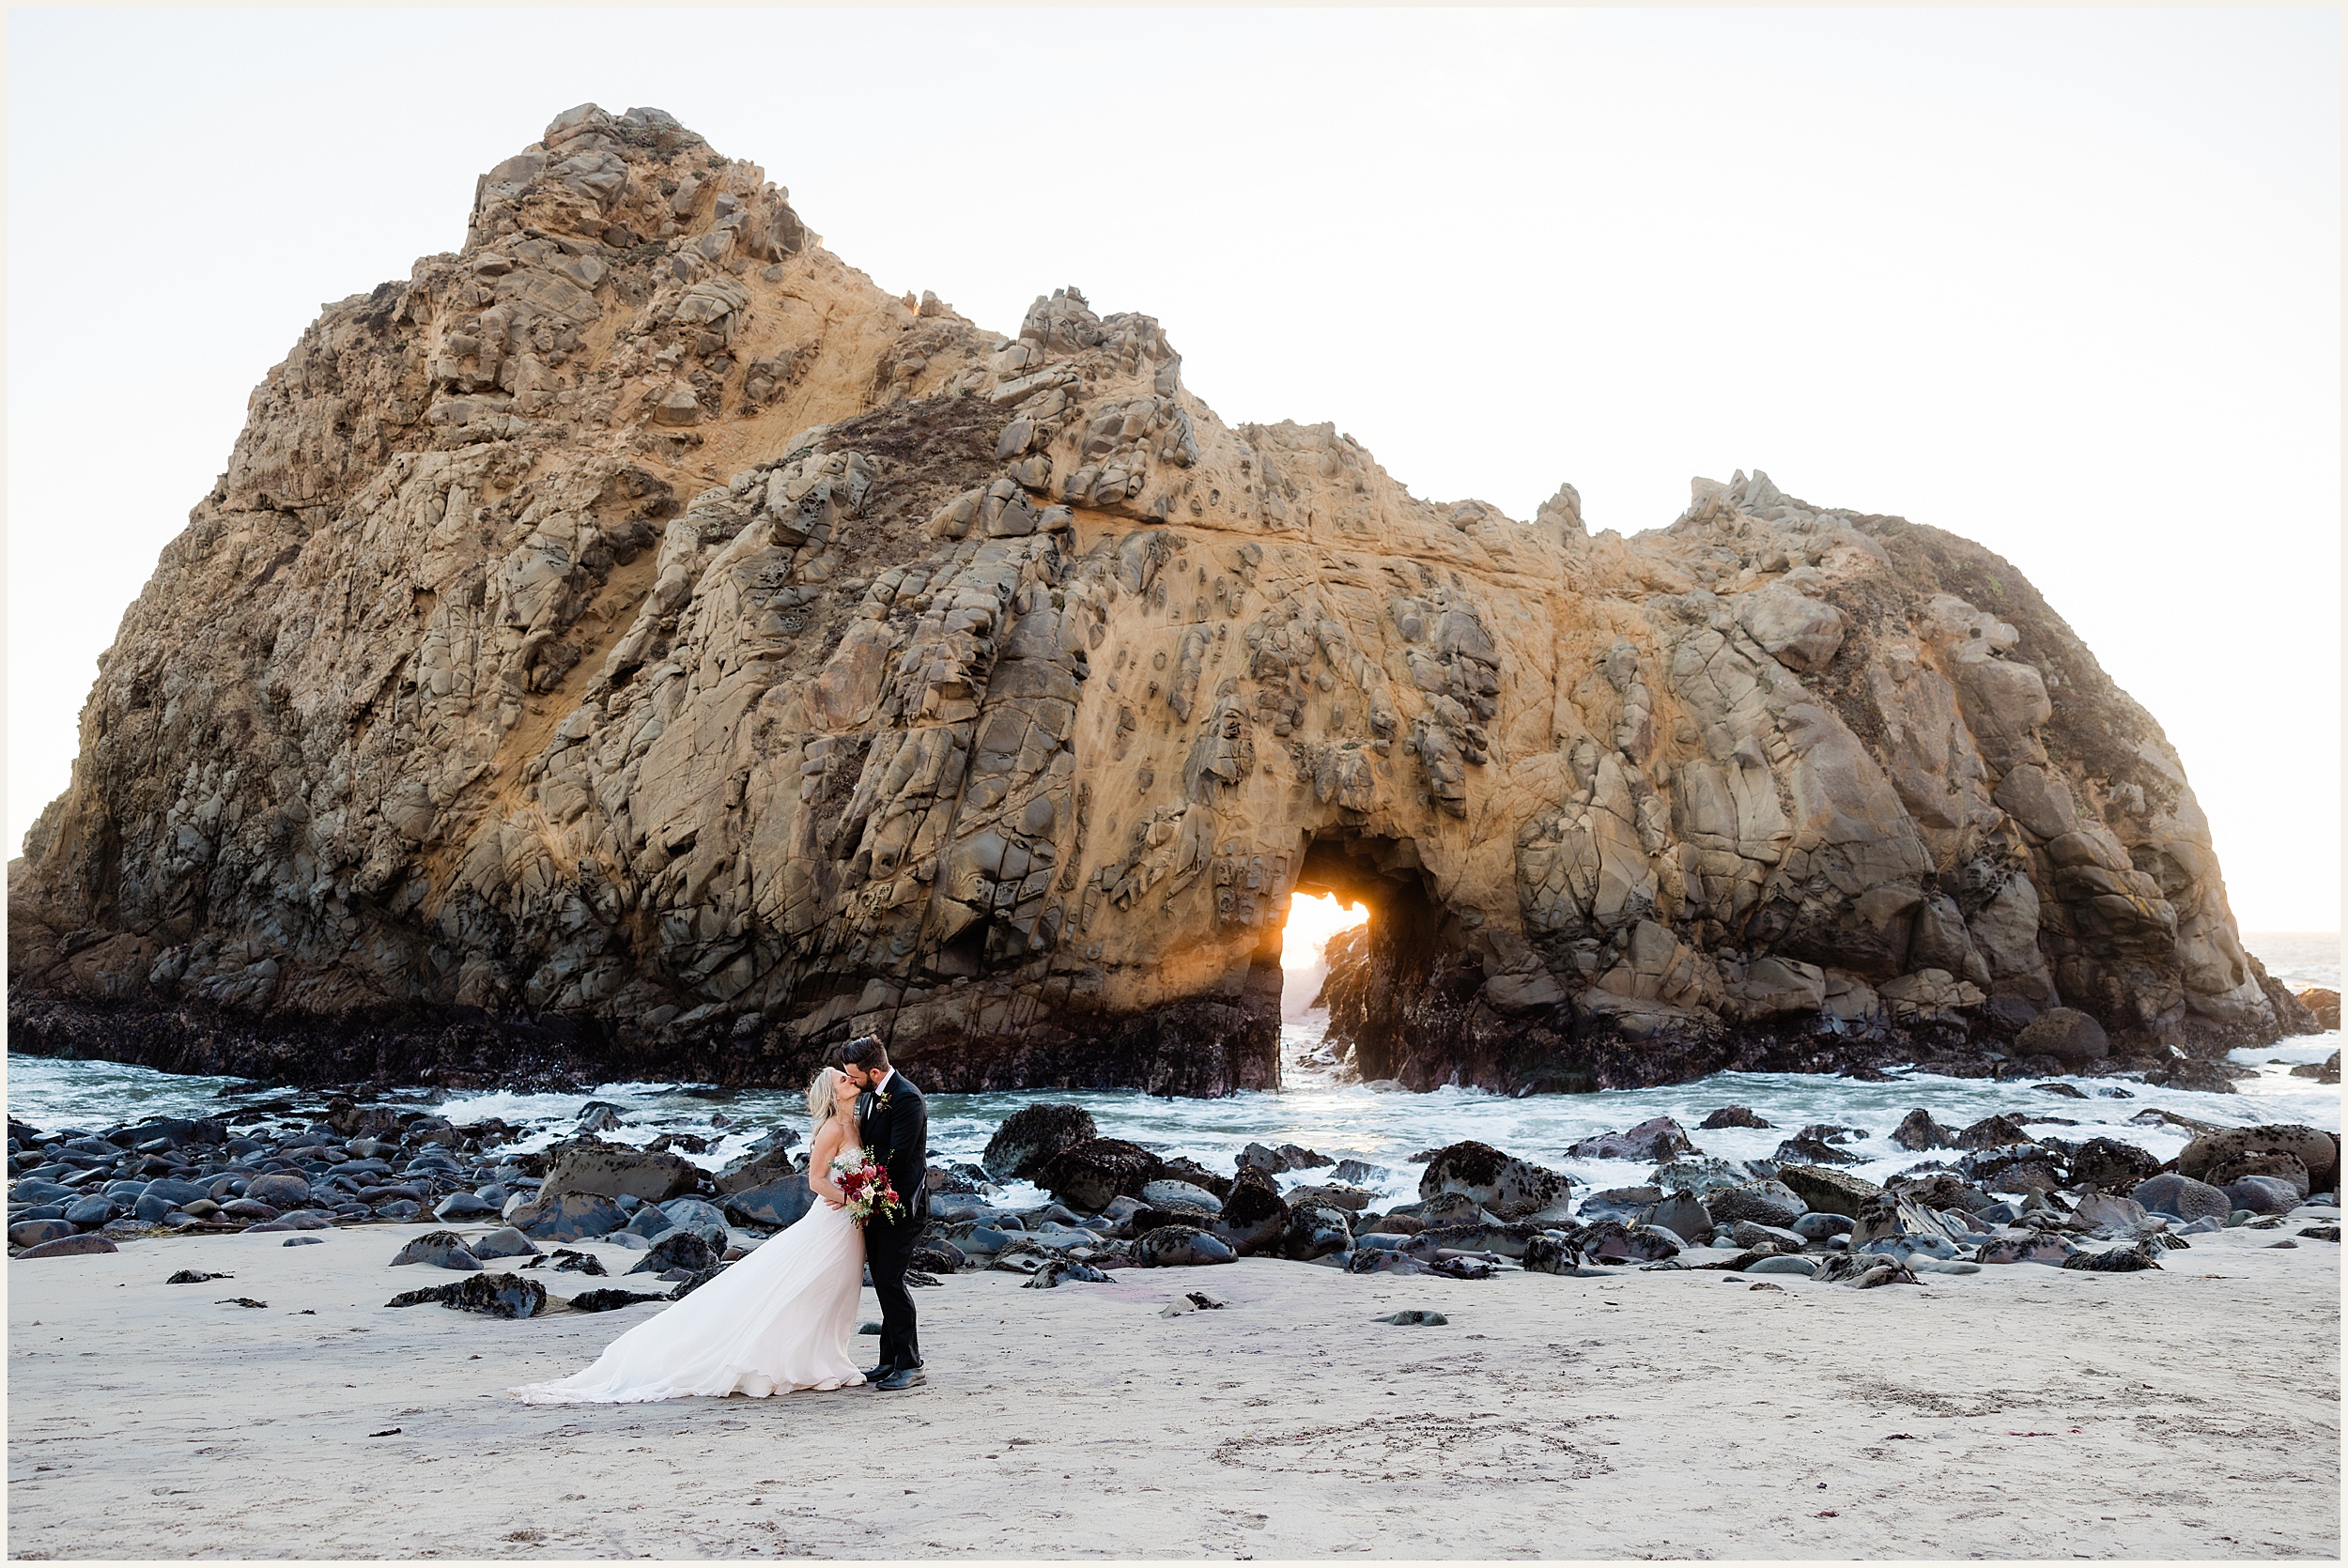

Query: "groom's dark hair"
<box><xmin>840</xmin><ymin>1035</ymin><xmax>889</xmax><ymax>1070</ymax></box>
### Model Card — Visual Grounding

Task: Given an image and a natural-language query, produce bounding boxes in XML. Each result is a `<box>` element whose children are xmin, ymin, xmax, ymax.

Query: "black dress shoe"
<box><xmin>860</xmin><ymin>1364</ymin><xmax>895</xmax><ymax>1382</ymax></box>
<box><xmin>873</xmin><ymin>1366</ymin><xmax>926</xmax><ymax>1391</ymax></box>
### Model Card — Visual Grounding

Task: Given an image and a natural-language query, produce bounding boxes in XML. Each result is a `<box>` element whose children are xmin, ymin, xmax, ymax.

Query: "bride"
<box><xmin>511</xmin><ymin>1067</ymin><xmax>869</xmax><ymax>1403</ymax></box>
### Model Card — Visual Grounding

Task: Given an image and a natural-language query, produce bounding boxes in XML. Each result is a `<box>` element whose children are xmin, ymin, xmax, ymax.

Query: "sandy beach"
<box><xmin>7</xmin><ymin>1221</ymin><xmax>2338</xmax><ymax>1559</ymax></box>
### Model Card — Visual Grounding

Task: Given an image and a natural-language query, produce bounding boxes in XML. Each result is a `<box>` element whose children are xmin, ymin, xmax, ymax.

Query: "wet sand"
<box><xmin>7</xmin><ymin>1222</ymin><xmax>2339</xmax><ymax>1559</ymax></box>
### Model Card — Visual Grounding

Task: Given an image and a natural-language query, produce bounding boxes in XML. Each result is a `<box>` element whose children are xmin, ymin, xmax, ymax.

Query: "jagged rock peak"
<box><xmin>8</xmin><ymin>108</ymin><xmax>2305</xmax><ymax>1096</ymax></box>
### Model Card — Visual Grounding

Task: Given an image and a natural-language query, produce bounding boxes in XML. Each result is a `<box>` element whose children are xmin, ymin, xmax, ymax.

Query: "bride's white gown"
<box><xmin>511</xmin><ymin>1199</ymin><xmax>866</xmax><ymax>1403</ymax></box>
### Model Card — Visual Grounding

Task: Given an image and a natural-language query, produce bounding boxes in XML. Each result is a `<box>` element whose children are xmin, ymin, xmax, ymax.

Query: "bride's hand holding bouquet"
<box><xmin>832</xmin><ymin>1149</ymin><xmax>904</xmax><ymax>1227</ymax></box>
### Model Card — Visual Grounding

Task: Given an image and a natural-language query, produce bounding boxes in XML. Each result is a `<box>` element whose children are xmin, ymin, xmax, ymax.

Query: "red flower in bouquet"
<box><xmin>835</xmin><ymin>1146</ymin><xmax>904</xmax><ymax>1227</ymax></box>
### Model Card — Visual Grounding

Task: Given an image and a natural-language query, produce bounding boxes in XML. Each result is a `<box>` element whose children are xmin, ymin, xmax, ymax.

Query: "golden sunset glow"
<box><xmin>1279</xmin><ymin>891</ymin><xmax>1369</xmax><ymax>970</ymax></box>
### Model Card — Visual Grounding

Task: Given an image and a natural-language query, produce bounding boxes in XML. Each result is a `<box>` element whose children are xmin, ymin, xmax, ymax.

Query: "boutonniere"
<box><xmin>871</xmin><ymin>1091</ymin><xmax>892</xmax><ymax>1114</ymax></box>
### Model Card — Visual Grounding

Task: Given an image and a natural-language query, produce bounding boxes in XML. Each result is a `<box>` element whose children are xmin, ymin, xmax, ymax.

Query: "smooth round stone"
<box><xmin>145</xmin><ymin>1178</ymin><xmax>212</xmax><ymax>1207</ymax></box>
<box><xmin>15</xmin><ymin>1234</ymin><xmax>119</xmax><ymax>1259</ymax></box>
<box><xmin>1745</xmin><ymin>1254</ymin><xmax>1817</xmax><ymax>1277</ymax></box>
<box><xmin>8</xmin><ymin>1219</ymin><xmax>75</xmax><ymax>1249</ymax></box>
<box><xmin>62</xmin><ymin>1196</ymin><xmax>116</xmax><ymax>1227</ymax></box>
<box><xmin>131</xmin><ymin>1193</ymin><xmax>177</xmax><ymax>1223</ymax></box>
<box><xmin>244</xmin><ymin>1173</ymin><xmax>312</xmax><ymax>1208</ymax></box>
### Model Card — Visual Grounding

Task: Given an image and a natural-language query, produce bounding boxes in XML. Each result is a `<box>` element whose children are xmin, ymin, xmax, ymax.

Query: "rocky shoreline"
<box><xmin>13</xmin><ymin>1084</ymin><xmax>2338</xmax><ymax>1295</ymax></box>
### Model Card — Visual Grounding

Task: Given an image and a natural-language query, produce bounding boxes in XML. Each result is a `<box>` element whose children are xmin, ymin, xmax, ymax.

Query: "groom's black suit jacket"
<box><xmin>856</xmin><ymin>1071</ymin><xmax>929</xmax><ymax>1242</ymax></box>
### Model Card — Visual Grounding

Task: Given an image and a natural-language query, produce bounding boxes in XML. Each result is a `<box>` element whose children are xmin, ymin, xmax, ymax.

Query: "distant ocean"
<box><xmin>9</xmin><ymin>935</ymin><xmax>2336</xmax><ymax>1213</ymax></box>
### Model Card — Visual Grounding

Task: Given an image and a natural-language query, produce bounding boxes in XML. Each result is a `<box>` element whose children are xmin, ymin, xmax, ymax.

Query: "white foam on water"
<box><xmin>12</xmin><ymin>937</ymin><xmax>2338</xmax><ymax>1202</ymax></box>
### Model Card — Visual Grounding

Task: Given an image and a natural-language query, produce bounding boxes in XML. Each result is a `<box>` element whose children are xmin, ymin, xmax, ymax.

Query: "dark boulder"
<box><xmin>64</xmin><ymin>1195</ymin><xmax>118</xmax><ymax>1227</ymax></box>
<box><xmin>908</xmin><ymin>1237</ymin><xmax>967</xmax><ymax>1275</ymax></box>
<box><xmin>1890</xmin><ymin>1110</ymin><xmax>1959</xmax><ymax>1151</ymax></box>
<box><xmin>387</xmin><ymin>1272</ymin><xmax>548</xmax><ymax>1317</ymax></box>
<box><xmin>1213</xmin><ymin>1168</ymin><xmax>1291</xmax><ymax>1256</ymax></box>
<box><xmin>1132</xmin><ymin>1225</ymin><xmax>1234</xmax><ymax>1267</ymax></box>
<box><xmin>627</xmin><ymin>1230</ymin><xmax>718</xmax><ymax>1276</ymax></box>
<box><xmin>1033</xmin><ymin>1139</ymin><xmax>1163</xmax><ymax>1213</ymax></box>
<box><xmin>1705</xmin><ymin>1180</ymin><xmax>1807</xmax><ymax>1228</ymax></box>
<box><xmin>721</xmin><ymin>1173</ymin><xmax>814</xmax><ymax>1231</ymax></box>
<box><xmin>469</xmin><ymin>1226</ymin><xmax>541</xmax><ymax>1259</ymax></box>
<box><xmin>539</xmin><ymin>1137</ymin><xmax>701</xmax><ymax>1205</ymax></box>
<box><xmin>1698</xmin><ymin>1106</ymin><xmax>1771</xmax><ymax>1130</ymax></box>
<box><xmin>1772</xmin><ymin>1135</ymin><xmax>1864</xmax><ymax>1167</ymax></box>
<box><xmin>2129</xmin><ymin>1173</ymin><xmax>2232</xmax><ymax>1222</ymax></box>
<box><xmin>714</xmin><ymin>1129</ymin><xmax>802</xmax><ymax>1195</ymax></box>
<box><xmin>2016</xmin><ymin>1007</ymin><xmax>2110</xmax><ymax>1064</ymax></box>
<box><xmin>2206</xmin><ymin>1151</ymin><xmax>2310</xmax><ymax>1200</ymax></box>
<box><xmin>2068</xmin><ymin>1138</ymin><xmax>2161</xmax><ymax>1191</ymax></box>
<box><xmin>434</xmin><ymin>1192</ymin><xmax>501</xmax><ymax>1222</ymax></box>
<box><xmin>389</xmin><ymin>1231</ymin><xmax>483</xmax><ymax>1269</ymax></box>
<box><xmin>15</xmin><ymin>1235</ymin><xmax>120</xmax><ymax>1259</ymax></box>
<box><xmin>1284</xmin><ymin>1199</ymin><xmax>1355</xmax><ymax>1261</ymax></box>
<box><xmin>1022</xmin><ymin>1259</ymin><xmax>1111</xmax><ymax>1288</ymax></box>
<box><xmin>1566</xmin><ymin>1117</ymin><xmax>1696</xmax><ymax>1161</ymax></box>
<box><xmin>668</xmin><ymin>1263</ymin><xmax>733</xmax><ymax>1299</ymax></box>
<box><xmin>1976</xmin><ymin>1230</ymin><xmax>2078</xmax><ymax>1265</ymax></box>
<box><xmin>1957</xmin><ymin>1146</ymin><xmax>2066</xmax><ymax>1194</ymax></box>
<box><xmin>243</xmin><ymin>1173</ymin><xmax>313</xmax><ymax>1208</ymax></box>
<box><xmin>981</xmin><ymin>1104</ymin><xmax>1100</xmax><ymax>1184</ymax></box>
<box><xmin>1776</xmin><ymin>1164</ymin><xmax>1882</xmax><ymax>1218</ymax></box>
<box><xmin>9</xmin><ymin>1219</ymin><xmax>75</xmax><ymax>1249</ymax></box>
<box><xmin>1521</xmin><ymin>1233</ymin><xmax>1586</xmax><ymax>1275</ymax></box>
<box><xmin>1418</xmin><ymin>1141</ymin><xmax>1572</xmax><ymax>1220</ymax></box>
<box><xmin>2179</xmin><ymin>1125</ymin><xmax>2338</xmax><ymax>1196</ymax></box>
<box><xmin>1640</xmin><ymin>1191</ymin><xmax>1712</xmax><ymax>1246</ymax></box>
<box><xmin>1577</xmin><ymin>1221</ymin><xmax>1679</xmax><ymax>1263</ymax></box>
<box><xmin>511</xmin><ymin>1191</ymin><xmax>629</xmax><ymax>1241</ymax></box>
<box><xmin>2062</xmin><ymin>1245</ymin><xmax>2160</xmax><ymax>1273</ymax></box>
<box><xmin>566</xmin><ymin>1287</ymin><xmax>671</xmax><ymax>1313</ymax></box>
<box><xmin>248</xmin><ymin>1209</ymin><xmax>337</xmax><ymax>1232</ymax></box>
<box><xmin>1284</xmin><ymin>1182</ymin><xmax>1375</xmax><ymax>1213</ymax></box>
<box><xmin>1128</xmin><ymin>1203</ymin><xmax>1218</xmax><ymax>1238</ymax></box>
<box><xmin>1955</xmin><ymin>1114</ymin><xmax>2033</xmax><ymax>1150</ymax></box>
<box><xmin>2223</xmin><ymin>1176</ymin><xmax>2304</xmax><ymax>1216</ymax></box>
<box><xmin>1576</xmin><ymin>1186</ymin><xmax>1663</xmax><ymax>1223</ymax></box>
<box><xmin>143</xmin><ymin>1177</ymin><xmax>212</xmax><ymax>1207</ymax></box>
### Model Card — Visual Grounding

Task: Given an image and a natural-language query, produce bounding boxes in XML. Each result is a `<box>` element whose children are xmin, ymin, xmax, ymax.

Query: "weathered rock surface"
<box><xmin>5</xmin><ymin>103</ymin><xmax>2303</xmax><ymax>1097</ymax></box>
<box><xmin>1418</xmin><ymin>1141</ymin><xmax>1572</xmax><ymax>1220</ymax></box>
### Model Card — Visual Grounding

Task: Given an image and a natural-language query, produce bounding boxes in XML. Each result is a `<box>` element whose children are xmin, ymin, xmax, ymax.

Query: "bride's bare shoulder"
<box><xmin>811</xmin><ymin>1115</ymin><xmax>847</xmax><ymax>1162</ymax></box>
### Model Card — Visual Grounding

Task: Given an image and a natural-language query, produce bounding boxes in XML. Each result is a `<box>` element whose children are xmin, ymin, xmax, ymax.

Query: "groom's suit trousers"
<box><xmin>865</xmin><ymin>1223</ymin><xmax>920</xmax><ymax>1372</ymax></box>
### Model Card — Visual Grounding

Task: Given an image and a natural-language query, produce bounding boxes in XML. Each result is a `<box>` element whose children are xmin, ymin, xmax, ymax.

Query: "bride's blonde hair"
<box><xmin>806</xmin><ymin>1066</ymin><xmax>843</xmax><ymax>1126</ymax></box>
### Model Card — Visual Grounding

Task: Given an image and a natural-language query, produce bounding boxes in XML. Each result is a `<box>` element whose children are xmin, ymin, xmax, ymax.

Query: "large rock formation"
<box><xmin>8</xmin><ymin>106</ymin><xmax>2307</xmax><ymax>1094</ymax></box>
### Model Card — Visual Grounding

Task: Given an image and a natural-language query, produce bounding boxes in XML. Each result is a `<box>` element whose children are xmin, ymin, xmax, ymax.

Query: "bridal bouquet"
<box><xmin>833</xmin><ymin>1148</ymin><xmax>904</xmax><ymax>1227</ymax></box>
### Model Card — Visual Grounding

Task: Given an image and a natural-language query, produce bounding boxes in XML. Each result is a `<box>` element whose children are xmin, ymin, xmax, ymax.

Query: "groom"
<box><xmin>835</xmin><ymin>1035</ymin><xmax>929</xmax><ymax>1391</ymax></box>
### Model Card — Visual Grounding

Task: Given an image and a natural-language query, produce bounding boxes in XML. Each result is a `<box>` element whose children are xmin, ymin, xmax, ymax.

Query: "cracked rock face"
<box><xmin>7</xmin><ymin>104</ymin><xmax>2301</xmax><ymax>1095</ymax></box>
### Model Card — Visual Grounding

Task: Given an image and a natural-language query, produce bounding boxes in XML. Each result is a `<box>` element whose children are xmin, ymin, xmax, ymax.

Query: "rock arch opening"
<box><xmin>1279</xmin><ymin>891</ymin><xmax>1369</xmax><ymax>1021</ymax></box>
<box><xmin>1282</xmin><ymin>833</ymin><xmax>1465</xmax><ymax>1084</ymax></box>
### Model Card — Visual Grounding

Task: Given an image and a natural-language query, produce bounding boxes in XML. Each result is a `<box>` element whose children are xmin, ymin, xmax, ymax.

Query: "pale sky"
<box><xmin>8</xmin><ymin>8</ymin><xmax>2339</xmax><ymax>930</ymax></box>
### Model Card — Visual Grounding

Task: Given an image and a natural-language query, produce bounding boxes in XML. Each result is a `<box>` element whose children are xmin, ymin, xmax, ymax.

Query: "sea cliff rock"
<box><xmin>6</xmin><ymin>104</ymin><xmax>2304</xmax><ymax>1096</ymax></box>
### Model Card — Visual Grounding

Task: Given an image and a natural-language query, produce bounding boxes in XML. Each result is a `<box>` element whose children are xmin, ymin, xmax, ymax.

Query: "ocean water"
<box><xmin>9</xmin><ymin>937</ymin><xmax>2337</xmax><ymax>1211</ymax></box>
